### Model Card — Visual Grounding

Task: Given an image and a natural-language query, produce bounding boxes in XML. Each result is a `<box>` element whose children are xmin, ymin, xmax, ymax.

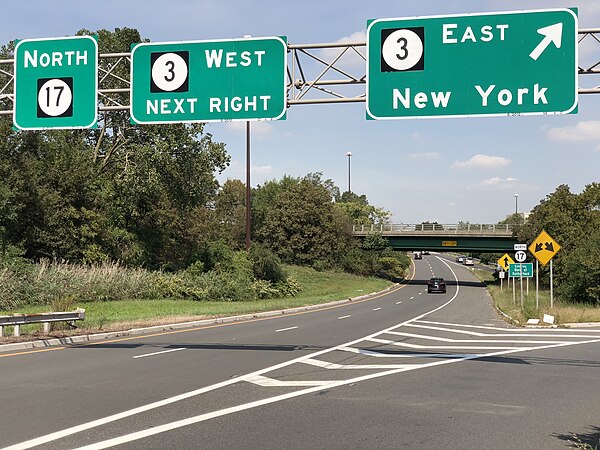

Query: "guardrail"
<box><xmin>0</xmin><ymin>308</ymin><xmax>86</xmax><ymax>337</ymax></box>
<box><xmin>352</xmin><ymin>223</ymin><xmax>516</xmax><ymax>235</ymax></box>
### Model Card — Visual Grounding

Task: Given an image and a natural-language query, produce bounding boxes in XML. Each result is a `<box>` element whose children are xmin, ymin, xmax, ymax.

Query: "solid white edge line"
<box><xmin>133</xmin><ymin>348</ymin><xmax>186</xmax><ymax>359</ymax></box>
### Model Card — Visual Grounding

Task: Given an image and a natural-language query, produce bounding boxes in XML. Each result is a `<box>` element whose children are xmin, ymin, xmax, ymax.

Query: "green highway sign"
<box><xmin>130</xmin><ymin>36</ymin><xmax>287</xmax><ymax>124</ymax></box>
<box><xmin>366</xmin><ymin>8</ymin><xmax>578</xmax><ymax>119</ymax></box>
<box><xmin>509</xmin><ymin>263</ymin><xmax>534</xmax><ymax>278</ymax></box>
<box><xmin>14</xmin><ymin>36</ymin><xmax>98</xmax><ymax>130</ymax></box>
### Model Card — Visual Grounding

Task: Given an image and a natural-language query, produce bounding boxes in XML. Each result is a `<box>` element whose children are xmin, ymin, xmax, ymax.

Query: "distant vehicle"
<box><xmin>463</xmin><ymin>258</ymin><xmax>475</xmax><ymax>266</ymax></box>
<box><xmin>414</xmin><ymin>252</ymin><xmax>422</xmax><ymax>260</ymax></box>
<box><xmin>456</xmin><ymin>255</ymin><xmax>467</xmax><ymax>263</ymax></box>
<box><xmin>427</xmin><ymin>277</ymin><xmax>446</xmax><ymax>293</ymax></box>
<box><xmin>422</xmin><ymin>250</ymin><xmax>430</xmax><ymax>255</ymax></box>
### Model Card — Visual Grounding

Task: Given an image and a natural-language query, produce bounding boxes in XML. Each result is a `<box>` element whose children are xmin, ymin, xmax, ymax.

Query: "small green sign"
<box><xmin>130</xmin><ymin>36</ymin><xmax>287</xmax><ymax>124</ymax></box>
<box><xmin>366</xmin><ymin>8</ymin><xmax>578</xmax><ymax>119</ymax></box>
<box><xmin>14</xmin><ymin>36</ymin><xmax>98</xmax><ymax>130</ymax></box>
<box><xmin>509</xmin><ymin>263</ymin><xmax>534</xmax><ymax>278</ymax></box>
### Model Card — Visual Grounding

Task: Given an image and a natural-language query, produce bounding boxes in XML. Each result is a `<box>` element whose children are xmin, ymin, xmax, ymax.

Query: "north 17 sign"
<box><xmin>131</xmin><ymin>36</ymin><xmax>287</xmax><ymax>123</ymax></box>
<box><xmin>14</xmin><ymin>36</ymin><xmax>98</xmax><ymax>130</ymax></box>
<box><xmin>366</xmin><ymin>8</ymin><xmax>578</xmax><ymax>119</ymax></box>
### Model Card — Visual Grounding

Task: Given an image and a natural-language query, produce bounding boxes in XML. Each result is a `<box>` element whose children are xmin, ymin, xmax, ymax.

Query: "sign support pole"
<box><xmin>512</xmin><ymin>274</ymin><xmax>516</xmax><ymax>305</ymax></box>
<box><xmin>536</xmin><ymin>260</ymin><xmax>539</xmax><ymax>309</ymax></box>
<box><xmin>520</xmin><ymin>263</ymin><xmax>524</xmax><ymax>306</ymax></box>
<box><xmin>245</xmin><ymin>121</ymin><xmax>251</xmax><ymax>251</ymax></box>
<box><xmin>550</xmin><ymin>259</ymin><xmax>554</xmax><ymax>309</ymax></box>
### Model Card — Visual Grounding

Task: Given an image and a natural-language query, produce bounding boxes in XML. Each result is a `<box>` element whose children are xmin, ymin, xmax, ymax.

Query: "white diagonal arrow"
<box><xmin>529</xmin><ymin>23</ymin><xmax>563</xmax><ymax>61</ymax></box>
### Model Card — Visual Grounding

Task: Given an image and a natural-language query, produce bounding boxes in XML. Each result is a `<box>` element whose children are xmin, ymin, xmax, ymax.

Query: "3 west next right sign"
<box><xmin>366</xmin><ymin>8</ymin><xmax>578</xmax><ymax>119</ymax></box>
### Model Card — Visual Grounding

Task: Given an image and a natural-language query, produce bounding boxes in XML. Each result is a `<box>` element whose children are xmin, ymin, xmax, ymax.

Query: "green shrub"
<box><xmin>250</xmin><ymin>244</ymin><xmax>287</xmax><ymax>283</ymax></box>
<box><xmin>252</xmin><ymin>277</ymin><xmax>301</xmax><ymax>299</ymax></box>
<box><xmin>377</xmin><ymin>256</ymin><xmax>406</xmax><ymax>279</ymax></box>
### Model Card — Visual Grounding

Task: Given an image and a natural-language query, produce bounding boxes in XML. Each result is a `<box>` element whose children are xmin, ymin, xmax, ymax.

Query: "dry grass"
<box><xmin>475</xmin><ymin>269</ymin><xmax>600</xmax><ymax>325</ymax></box>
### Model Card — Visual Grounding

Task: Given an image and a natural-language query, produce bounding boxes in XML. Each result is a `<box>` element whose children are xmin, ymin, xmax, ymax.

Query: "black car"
<box><xmin>427</xmin><ymin>277</ymin><xmax>446</xmax><ymax>293</ymax></box>
<box><xmin>414</xmin><ymin>252</ymin><xmax>422</xmax><ymax>260</ymax></box>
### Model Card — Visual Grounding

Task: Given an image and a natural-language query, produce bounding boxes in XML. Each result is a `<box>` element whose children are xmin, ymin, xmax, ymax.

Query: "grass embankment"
<box><xmin>473</xmin><ymin>269</ymin><xmax>600</xmax><ymax>326</ymax></box>
<box><xmin>0</xmin><ymin>266</ymin><xmax>392</xmax><ymax>339</ymax></box>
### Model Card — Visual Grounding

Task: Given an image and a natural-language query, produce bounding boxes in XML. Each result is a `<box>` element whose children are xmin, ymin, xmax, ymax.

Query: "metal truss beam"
<box><xmin>1</xmin><ymin>29</ymin><xmax>600</xmax><ymax>116</ymax></box>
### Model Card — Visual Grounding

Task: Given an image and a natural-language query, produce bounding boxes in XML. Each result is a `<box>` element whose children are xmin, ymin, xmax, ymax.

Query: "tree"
<box><xmin>335</xmin><ymin>191</ymin><xmax>391</xmax><ymax>226</ymax></box>
<box><xmin>257</xmin><ymin>177</ymin><xmax>351</xmax><ymax>266</ymax></box>
<box><xmin>215</xmin><ymin>179</ymin><xmax>246</xmax><ymax>249</ymax></box>
<box><xmin>0</xmin><ymin>28</ymin><xmax>229</xmax><ymax>269</ymax></box>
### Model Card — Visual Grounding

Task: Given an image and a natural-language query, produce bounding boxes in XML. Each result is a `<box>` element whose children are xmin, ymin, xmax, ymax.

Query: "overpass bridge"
<box><xmin>352</xmin><ymin>223</ymin><xmax>518</xmax><ymax>252</ymax></box>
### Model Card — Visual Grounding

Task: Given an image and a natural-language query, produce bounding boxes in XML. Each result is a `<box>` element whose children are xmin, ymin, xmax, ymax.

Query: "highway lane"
<box><xmin>0</xmin><ymin>256</ymin><xmax>452</xmax><ymax>446</ymax></box>
<box><xmin>3</xmin><ymin>256</ymin><xmax>600</xmax><ymax>449</ymax></box>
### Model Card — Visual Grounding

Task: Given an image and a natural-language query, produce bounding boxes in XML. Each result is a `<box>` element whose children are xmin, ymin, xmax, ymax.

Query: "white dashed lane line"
<box><xmin>275</xmin><ymin>326</ymin><xmax>299</xmax><ymax>333</ymax></box>
<box><xmin>396</xmin><ymin>301</ymin><xmax>402</xmax><ymax>304</ymax></box>
<box><xmin>372</xmin><ymin>308</ymin><xmax>382</xmax><ymax>311</ymax></box>
<box><xmin>133</xmin><ymin>348</ymin><xmax>186</xmax><ymax>359</ymax></box>
<box><xmin>337</xmin><ymin>315</ymin><xmax>352</xmax><ymax>320</ymax></box>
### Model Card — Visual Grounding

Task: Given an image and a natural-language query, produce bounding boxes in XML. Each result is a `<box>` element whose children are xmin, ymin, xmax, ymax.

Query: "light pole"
<box><xmin>514</xmin><ymin>193</ymin><xmax>519</xmax><ymax>217</ymax></box>
<box><xmin>346</xmin><ymin>152</ymin><xmax>352</xmax><ymax>193</ymax></box>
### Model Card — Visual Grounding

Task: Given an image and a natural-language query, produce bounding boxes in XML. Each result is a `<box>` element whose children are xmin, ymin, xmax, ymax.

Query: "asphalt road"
<box><xmin>2</xmin><ymin>255</ymin><xmax>600</xmax><ymax>449</ymax></box>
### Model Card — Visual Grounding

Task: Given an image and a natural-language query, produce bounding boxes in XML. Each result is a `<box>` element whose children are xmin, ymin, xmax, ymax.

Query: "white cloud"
<box><xmin>451</xmin><ymin>154</ymin><xmax>511</xmax><ymax>169</ymax></box>
<box><xmin>225</xmin><ymin>121</ymin><xmax>274</xmax><ymax>136</ymax></box>
<box><xmin>318</xmin><ymin>30</ymin><xmax>366</xmax><ymax>69</ymax></box>
<box><xmin>546</xmin><ymin>120</ymin><xmax>600</xmax><ymax>142</ymax></box>
<box><xmin>478</xmin><ymin>177</ymin><xmax>518</xmax><ymax>188</ymax></box>
<box><xmin>252</xmin><ymin>165</ymin><xmax>273</xmax><ymax>175</ymax></box>
<box><xmin>471</xmin><ymin>177</ymin><xmax>538</xmax><ymax>193</ymax></box>
<box><xmin>407</xmin><ymin>152</ymin><xmax>439</xmax><ymax>160</ymax></box>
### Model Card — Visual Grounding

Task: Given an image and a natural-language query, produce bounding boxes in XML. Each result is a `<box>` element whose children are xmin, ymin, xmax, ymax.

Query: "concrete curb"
<box><xmin>0</xmin><ymin>283</ymin><xmax>401</xmax><ymax>354</ymax></box>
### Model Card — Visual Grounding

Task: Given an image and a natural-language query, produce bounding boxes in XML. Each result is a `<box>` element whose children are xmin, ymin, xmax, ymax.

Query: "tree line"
<box><xmin>0</xmin><ymin>27</ymin><xmax>406</xmax><ymax>293</ymax></box>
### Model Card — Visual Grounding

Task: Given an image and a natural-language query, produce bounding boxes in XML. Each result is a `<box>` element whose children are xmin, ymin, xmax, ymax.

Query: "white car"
<box><xmin>463</xmin><ymin>258</ymin><xmax>474</xmax><ymax>266</ymax></box>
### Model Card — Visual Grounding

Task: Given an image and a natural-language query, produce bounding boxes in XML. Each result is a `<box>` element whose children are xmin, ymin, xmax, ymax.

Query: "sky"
<box><xmin>2</xmin><ymin>0</ymin><xmax>600</xmax><ymax>224</ymax></box>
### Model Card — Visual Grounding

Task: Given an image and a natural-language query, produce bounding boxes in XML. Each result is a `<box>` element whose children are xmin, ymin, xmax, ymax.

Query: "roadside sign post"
<box><xmin>550</xmin><ymin>260</ymin><xmax>554</xmax><ymax>308</ymax></box>
<box><xmin>366</xmin><ymin>8</ymin><xmax>578</xmax><ymax>120</ymax></box>
<box><xmin>528</xmin><ymin>230</ymin><xmax>561</xmax><ymax>309</ymax></box>
<box><xmin>515</xmin><ymin>250</ymin><xmax>527</xmax><ymax>306</ymax></box>
<box><xmin>13</xmin><ymin>35</ymin><xmax>98</xmax><ymax>130</ymax></box>
<box><xmin>497</xmin><ymin>253</ymin><xmax>515</xmax><ymax>271</ymax></box>
<box><xmin>536</xmin><ymin>260</ymin><xmax>539</xmax><ymax>308</ymax></box>
<box><xmin>130</xmin><ymin>36</ymin><xmax>287</xmax><ymax>124</ymax></box>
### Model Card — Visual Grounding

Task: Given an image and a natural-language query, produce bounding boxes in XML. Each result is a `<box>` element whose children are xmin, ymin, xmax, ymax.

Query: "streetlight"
<box><xmin>346</xmin><ymin>152</ymin><xmax>353</xmax><ymax>193</ymax></box>
<box><xmin>514</xmin><ymin>193</ymin><xmax>519</xmax><ymax>217</ymax></box>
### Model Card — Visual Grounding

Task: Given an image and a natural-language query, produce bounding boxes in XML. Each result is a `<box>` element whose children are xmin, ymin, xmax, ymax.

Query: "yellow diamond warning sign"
<box><xmin>497</xmin><ymin>253</ymin><xmax>515</xmax><ymax>271</ymax></box>
<box><xmin>528</xmin><ymin>230</ymin><xmax>561</xmax><ymax>266</ymax></box>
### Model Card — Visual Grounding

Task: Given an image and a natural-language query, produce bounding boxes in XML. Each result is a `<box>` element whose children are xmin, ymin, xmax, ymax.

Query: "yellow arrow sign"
<box><xmin>497</xmin><ymin>253</ymin><xmax>515</xmax><ymax>271</ymax></box>
<box><xmin>529</xmin><ymin>230</ymin><xmax>561</xmax><ymax>266</ymax></box>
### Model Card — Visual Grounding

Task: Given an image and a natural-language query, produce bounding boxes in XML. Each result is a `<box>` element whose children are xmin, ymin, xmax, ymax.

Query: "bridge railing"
<box><xmin>352</xmin><ymin>223</ymin><xmax>516</xmax><ymax>235</ymax></box>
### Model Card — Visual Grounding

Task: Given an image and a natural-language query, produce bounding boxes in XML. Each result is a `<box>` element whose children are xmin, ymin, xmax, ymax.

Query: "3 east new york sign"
<box><xmin>366</xmin><ymin>8</ymin><xmax>578</xmax><ymax>119</ymax></box>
